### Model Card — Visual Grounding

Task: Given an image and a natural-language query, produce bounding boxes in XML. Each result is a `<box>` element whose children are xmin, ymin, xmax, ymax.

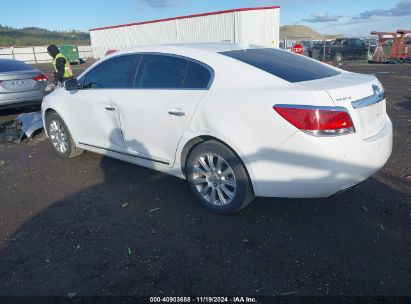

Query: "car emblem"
<box><xmin>12</xmin><ymin>80</ymin><xmax>26</xmax><ymax>86</ymax></box>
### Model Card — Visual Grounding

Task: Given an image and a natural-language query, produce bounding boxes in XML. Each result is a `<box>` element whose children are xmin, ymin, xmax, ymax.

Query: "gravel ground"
<box><xmin>0</xmin><ymin>61</ymin><xmax>410</xmax><ymax>298</ymax></box>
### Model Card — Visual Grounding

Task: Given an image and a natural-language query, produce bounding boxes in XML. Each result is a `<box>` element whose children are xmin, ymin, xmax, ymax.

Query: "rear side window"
<box><xmin>183</xmin><ymin>61</ymin><xmax>212</xmax><ymax>89</ymax></box>
<box><xmin>83</xmin><ymin>55</ymin><xmax>138</xmax><ymax>89</ymax></box>
<box><xmin>220</xmin><ymin>48</ymin><xmax>340</xmax><ymax>83</ymax></box>
<box><xmin>0</xmin><ymin>59</ymin><xmax>33</xmax><ymax>73</ymax></box>
<box><xmin>134</xmin><ymin>54</ymin><xmax>188</xmax><ymax>89</ymax></box>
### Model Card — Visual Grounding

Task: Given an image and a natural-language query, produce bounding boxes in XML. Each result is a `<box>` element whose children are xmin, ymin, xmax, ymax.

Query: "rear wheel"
<box><xmin>45</xmin><ymin>112</ymin><xmax>84</xmax><ymax>158</ymax></box>
<box><xmin>186</xmin><ymin>140</ymin><xmax>254</xmax><ymax>214</ymax></box>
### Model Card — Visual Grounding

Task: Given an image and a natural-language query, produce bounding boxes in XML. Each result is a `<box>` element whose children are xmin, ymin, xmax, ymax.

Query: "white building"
<box><xmin>90</xmin><ymin>6</ymin><xmax>280</xmax><ymax>59</ymax></box>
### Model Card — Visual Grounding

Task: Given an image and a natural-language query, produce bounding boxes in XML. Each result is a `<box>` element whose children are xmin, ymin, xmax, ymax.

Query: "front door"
<box><xmin>69</xmin><ymin>54</ymin><xmax>139</xmax><ymax>152</ymax></box>
<box><xmin>68</xmin><ymin>89</ymin><xmax>124</xmax><ymax>151</ymax></box>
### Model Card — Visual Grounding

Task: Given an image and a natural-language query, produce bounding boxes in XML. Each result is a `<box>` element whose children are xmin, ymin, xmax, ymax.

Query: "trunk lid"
<box><xmin>298</xmin><ymin>71</ymin><xmax>386</xmax><ymax>139</ymax></box>
<box><xmin>0</xmin><ymin>70</ymin><xmax>43</xmax><ymax>94</ymax></box>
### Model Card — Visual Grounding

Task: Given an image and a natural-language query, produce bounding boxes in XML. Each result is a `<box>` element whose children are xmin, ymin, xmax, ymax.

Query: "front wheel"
<box><xmin>45</xmin><ymin>112</ymin><xmax>84</xmax><ymax>158</ymax></box>
<box><xmin>334</xmin><ymin>52</ymin><xmax>343</xmax><ymax>65</ymax></box>
<box><xmin>186</xmin><ymin>140</ymin><xmax>254</xmax><ymax>214</ymax></box>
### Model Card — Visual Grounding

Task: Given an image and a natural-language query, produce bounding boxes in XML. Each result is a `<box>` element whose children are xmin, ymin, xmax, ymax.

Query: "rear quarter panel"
<box><xmin>177</xmin><ymin>85</ymin><xmax>336</xmax><ymax>185</ymax></box>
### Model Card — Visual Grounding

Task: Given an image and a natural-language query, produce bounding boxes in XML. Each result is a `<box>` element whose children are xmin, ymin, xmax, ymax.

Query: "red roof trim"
<box><xmin>89</xmin><ymin>6</ymin><xmax>280</xmax><ymax>32</ymax></box>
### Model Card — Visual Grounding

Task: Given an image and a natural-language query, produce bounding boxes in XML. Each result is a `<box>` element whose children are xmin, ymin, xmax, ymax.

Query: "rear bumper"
<box><xmin>249</xmin><ymin>115</ymin><xmax>393</xmax><ymax>198</ymax></box>
<box><xmin>0</xmin><ymin>90</ymin><xmax>46</xmax><ymax>109</ymax></box>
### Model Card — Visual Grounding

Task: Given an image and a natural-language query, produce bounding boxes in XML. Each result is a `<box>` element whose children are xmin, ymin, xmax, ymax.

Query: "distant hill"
<box><xmin>280</xmin><ymin>25</ymin><xmax>343</xmax><ymax>40</ymax></box>
<box><xmin>0</xmin><ymin>25</ymin><xmax>90</xmax><ymax>47</ymax></box>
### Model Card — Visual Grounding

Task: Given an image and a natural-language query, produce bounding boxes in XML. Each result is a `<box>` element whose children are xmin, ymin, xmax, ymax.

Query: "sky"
<box><xmin>0</xmin><ymin>0</ymin><xmax>410</xmax><ymax>36</ymax></box>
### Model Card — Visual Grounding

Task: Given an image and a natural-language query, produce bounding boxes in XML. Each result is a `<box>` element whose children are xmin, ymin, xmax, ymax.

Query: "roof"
<box><xmin>168</xmin><ymin>43</ymin><xmax>261</xmax><ymax>53</ymax></box>
<box><xmin>0</xmin><ymin>58</ymin><xmax>20</xmax><ymax>62</ymax></box>
<box><xmin>115</xmin><ymin>43</ymin><xmax>262</xmax><ymax>56</ymax></box>
<box><xmin>89</xmin><ymin>6</ymin><xmax>280</xmax><ymax>32</ymax></box>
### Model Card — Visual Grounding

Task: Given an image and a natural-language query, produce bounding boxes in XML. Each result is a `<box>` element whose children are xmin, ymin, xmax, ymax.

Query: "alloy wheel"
<box><xmin>192</xmin><ymin>153</ymin><xmax>237</xmax><ymax>206</ymax></box>
<box><xmin>49</xmin><ymin>120</ymin><xmax>69</xmax><ymax>154</ymax></box>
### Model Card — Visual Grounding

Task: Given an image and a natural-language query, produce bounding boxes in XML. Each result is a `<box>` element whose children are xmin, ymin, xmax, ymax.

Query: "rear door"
<box><xmin>118</xmin><ymin>54</ymin><xmax>212</xmax><ymax>165</ymax></box>
<box><xmin>68</xmin><ymin>54</ymin><xmax>139</xmax><ymax>152</ymax></box>
<box><xmin>354</xmin><ymin>39</ymin><xmax>366</xmax><ymax>59</ymax></box>
<box><xmin>345</xmin><ymin>39</ymin><xmax>357</xmax><ymax>59</ymax></box>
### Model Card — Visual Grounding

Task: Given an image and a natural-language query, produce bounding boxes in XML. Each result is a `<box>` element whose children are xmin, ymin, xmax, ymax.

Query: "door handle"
<box><xmin>168</xmin><ymin>109</ymin><xmax>186</xmax><ymax>117</ymax></box>
<box><xmin>105</xmin><ymin>106</ymin><xmax>116</xmax><ymax>111</ymax></box>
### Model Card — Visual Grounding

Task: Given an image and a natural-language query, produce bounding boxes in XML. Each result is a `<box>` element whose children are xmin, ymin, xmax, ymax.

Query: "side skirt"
<box><xmin>76</xmin><ymin>142</ymin><xmax>186</xmax><ymax>179</ymax></box>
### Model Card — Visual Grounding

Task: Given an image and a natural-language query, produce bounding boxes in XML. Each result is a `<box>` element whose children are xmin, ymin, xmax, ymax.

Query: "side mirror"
<box><xmin>65</xmin><ymin>79</ymin><xmax>80</xmax><ymax>91</ymax></box>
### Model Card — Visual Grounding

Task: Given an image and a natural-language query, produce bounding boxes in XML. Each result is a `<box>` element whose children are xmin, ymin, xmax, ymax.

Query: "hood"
<box><xmin>47</xmin><ymin>45</ymin><xmax>60</xmax><ymax>59</ymax></box>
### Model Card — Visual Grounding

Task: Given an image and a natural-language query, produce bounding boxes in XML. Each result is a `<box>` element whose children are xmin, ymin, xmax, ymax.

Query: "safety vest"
<box><xmin>53</xmin><ymin>53</ymin><xmax>73</xmax><ymax>78</ymax></box>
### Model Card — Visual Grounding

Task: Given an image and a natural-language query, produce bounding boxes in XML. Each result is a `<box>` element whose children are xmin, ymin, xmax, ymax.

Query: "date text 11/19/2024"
<box><xmin>150</xmin><ymin>297</ymin><xmax>258</xmax><ymax>303</ymax></box>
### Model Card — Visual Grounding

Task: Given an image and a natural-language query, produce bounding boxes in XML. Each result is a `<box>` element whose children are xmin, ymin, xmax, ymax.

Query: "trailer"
<box><xmin>369</xmin><ymin>30</ymin><xmax>411</xmax><ymax>64</ymax></box>
<box><xmin>89</xmin><ymin>6</ymin><xmax>280</xmax><ymax>59</ymax></box>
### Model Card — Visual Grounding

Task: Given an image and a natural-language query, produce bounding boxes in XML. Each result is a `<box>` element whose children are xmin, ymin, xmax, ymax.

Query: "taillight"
<box><xmin>273</xmin><ymin>105</ymin><xmax>355</xmax><ymax>136</ymax></box>
<box><xmin>33</xmin><ymin>74</ymin><xmax>48</xmax><ymax>82</ymax></box>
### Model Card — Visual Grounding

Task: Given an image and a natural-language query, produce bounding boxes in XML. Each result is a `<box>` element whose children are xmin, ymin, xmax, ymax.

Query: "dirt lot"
<box><xmin>0</xmin><ymin>61</ymin><xmax>410</xmax><ymax>298</ymax></box>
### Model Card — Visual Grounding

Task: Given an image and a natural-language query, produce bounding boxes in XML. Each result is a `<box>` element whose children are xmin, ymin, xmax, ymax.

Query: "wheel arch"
<box><xmin>43</xmin><ymin>108</ymin><xmax>72</xmax><ymax>138</ymax></box>
<box><xmin>180</xmin><ymin>135</ymin><xmax>255</xmax><ymax>194</ymax></box>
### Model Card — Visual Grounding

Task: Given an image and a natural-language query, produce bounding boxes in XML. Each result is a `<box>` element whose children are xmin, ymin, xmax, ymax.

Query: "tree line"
<box><xmin>0</xmin><ymin>25</ymin><xmax>90</xmax><ymax>47</ymax></box>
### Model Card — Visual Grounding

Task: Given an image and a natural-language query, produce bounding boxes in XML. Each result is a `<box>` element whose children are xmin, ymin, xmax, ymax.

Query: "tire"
<box><xmin>334</xmin><ymin>52</ymin><xmax>343</xmax><ymax>65</ymax></box>
<box><xmin>186</xmin><ymin>140</ymin><xmax>254</xmax><ymax>214</ymax></box>
<box><xmin>45</xmin><ymin>112</ymin><xmax>84</xmax><ymax>159</ymax></box>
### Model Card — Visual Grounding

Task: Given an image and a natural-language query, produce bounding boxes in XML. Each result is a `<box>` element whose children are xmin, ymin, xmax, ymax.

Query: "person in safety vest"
<box><xmin>47</xmin><ymin>45</ymin><xmax>73</xmax><ymax>87</ymax></box>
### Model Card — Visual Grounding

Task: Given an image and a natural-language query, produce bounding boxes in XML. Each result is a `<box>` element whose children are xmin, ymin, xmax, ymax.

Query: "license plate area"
<box><xmin>356</xmin><ymin>99</ymin><xmax>386</xmax><ymax>138</ymax></box>
<box><xmin>2</xmin><ymin>79</ymin><xmax>36</xmax><ymax>92</ymax></box>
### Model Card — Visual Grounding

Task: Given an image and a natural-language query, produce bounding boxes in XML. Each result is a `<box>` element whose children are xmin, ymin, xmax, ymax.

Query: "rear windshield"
<box><xmin>0</xmin><ymin>59</ymin><xmax>33</xmax><ymax>73</ymax></box>
<box><xmin>220</xmin><ymin>48</ymin><xmax>340</xmax><ymax>83</ymax></box>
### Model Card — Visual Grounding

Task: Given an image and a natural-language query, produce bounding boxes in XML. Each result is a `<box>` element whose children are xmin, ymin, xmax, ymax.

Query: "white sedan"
<box><xmin>41</xmin><ymin>43</ymin><xmax>393</xmax><ymax>214</ymax></box>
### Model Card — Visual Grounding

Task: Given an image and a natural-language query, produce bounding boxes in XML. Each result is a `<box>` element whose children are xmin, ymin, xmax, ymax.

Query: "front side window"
<box><xmin>83</xmin><ymin>55</ymin><xmax>138</xmax><ymax>89</ymax></box>
<box><xmin>220</xmin><ymin>48</ymin><xmax>340</xmax><ymax>83</ymax></box>
<box><xmin>134</xmin><ymin>54</ymin><xmax>188</xmax><ymax>89</ymax></box>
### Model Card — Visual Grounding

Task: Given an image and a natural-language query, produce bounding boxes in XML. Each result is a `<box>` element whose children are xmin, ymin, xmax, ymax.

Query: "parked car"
<box><xmin>319</xmin><ymin>38</ymin><xmax>375</xmax><ymax>64</ymax></box>
<box><xmin>298</xmin><ymin>40</ymin><xmax>313</xmax><ymax>56</ymax></box>
<box><xmin>42</xmin><ymin>44</ymin><xmax>392</xmax><ymax>214</ymax></box>
<box><xmin>0</xmin><ymin>59</ymin><xmax>48</xmax><ymax>109</ymax></box>
<box><xmin>104</xmin><ymin>49</ymin><xmax>118</xmax><ymax>56</ymax></box>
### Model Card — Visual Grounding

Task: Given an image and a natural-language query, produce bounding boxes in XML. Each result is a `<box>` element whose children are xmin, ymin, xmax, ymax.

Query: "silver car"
<box><xmin>0</xmin><ymin>59</ymin><xmax>48</xmax><ymax>109</ymax></box>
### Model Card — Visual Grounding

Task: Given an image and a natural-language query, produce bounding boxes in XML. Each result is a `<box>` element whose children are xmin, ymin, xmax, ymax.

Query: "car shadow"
<box><xmin>0</xmin><ymin>105</ymin><xmax>41</xmax><ymax>117</ymax></box>
<box><xmin>0</xmin><ymin>104</ymin><xmax>41</xmax><ymax>122</ymax></box>
<box><xmin>0</xmin><ymin>131</ymin><xmax>410</xmax><ymax>297</ymax></box>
